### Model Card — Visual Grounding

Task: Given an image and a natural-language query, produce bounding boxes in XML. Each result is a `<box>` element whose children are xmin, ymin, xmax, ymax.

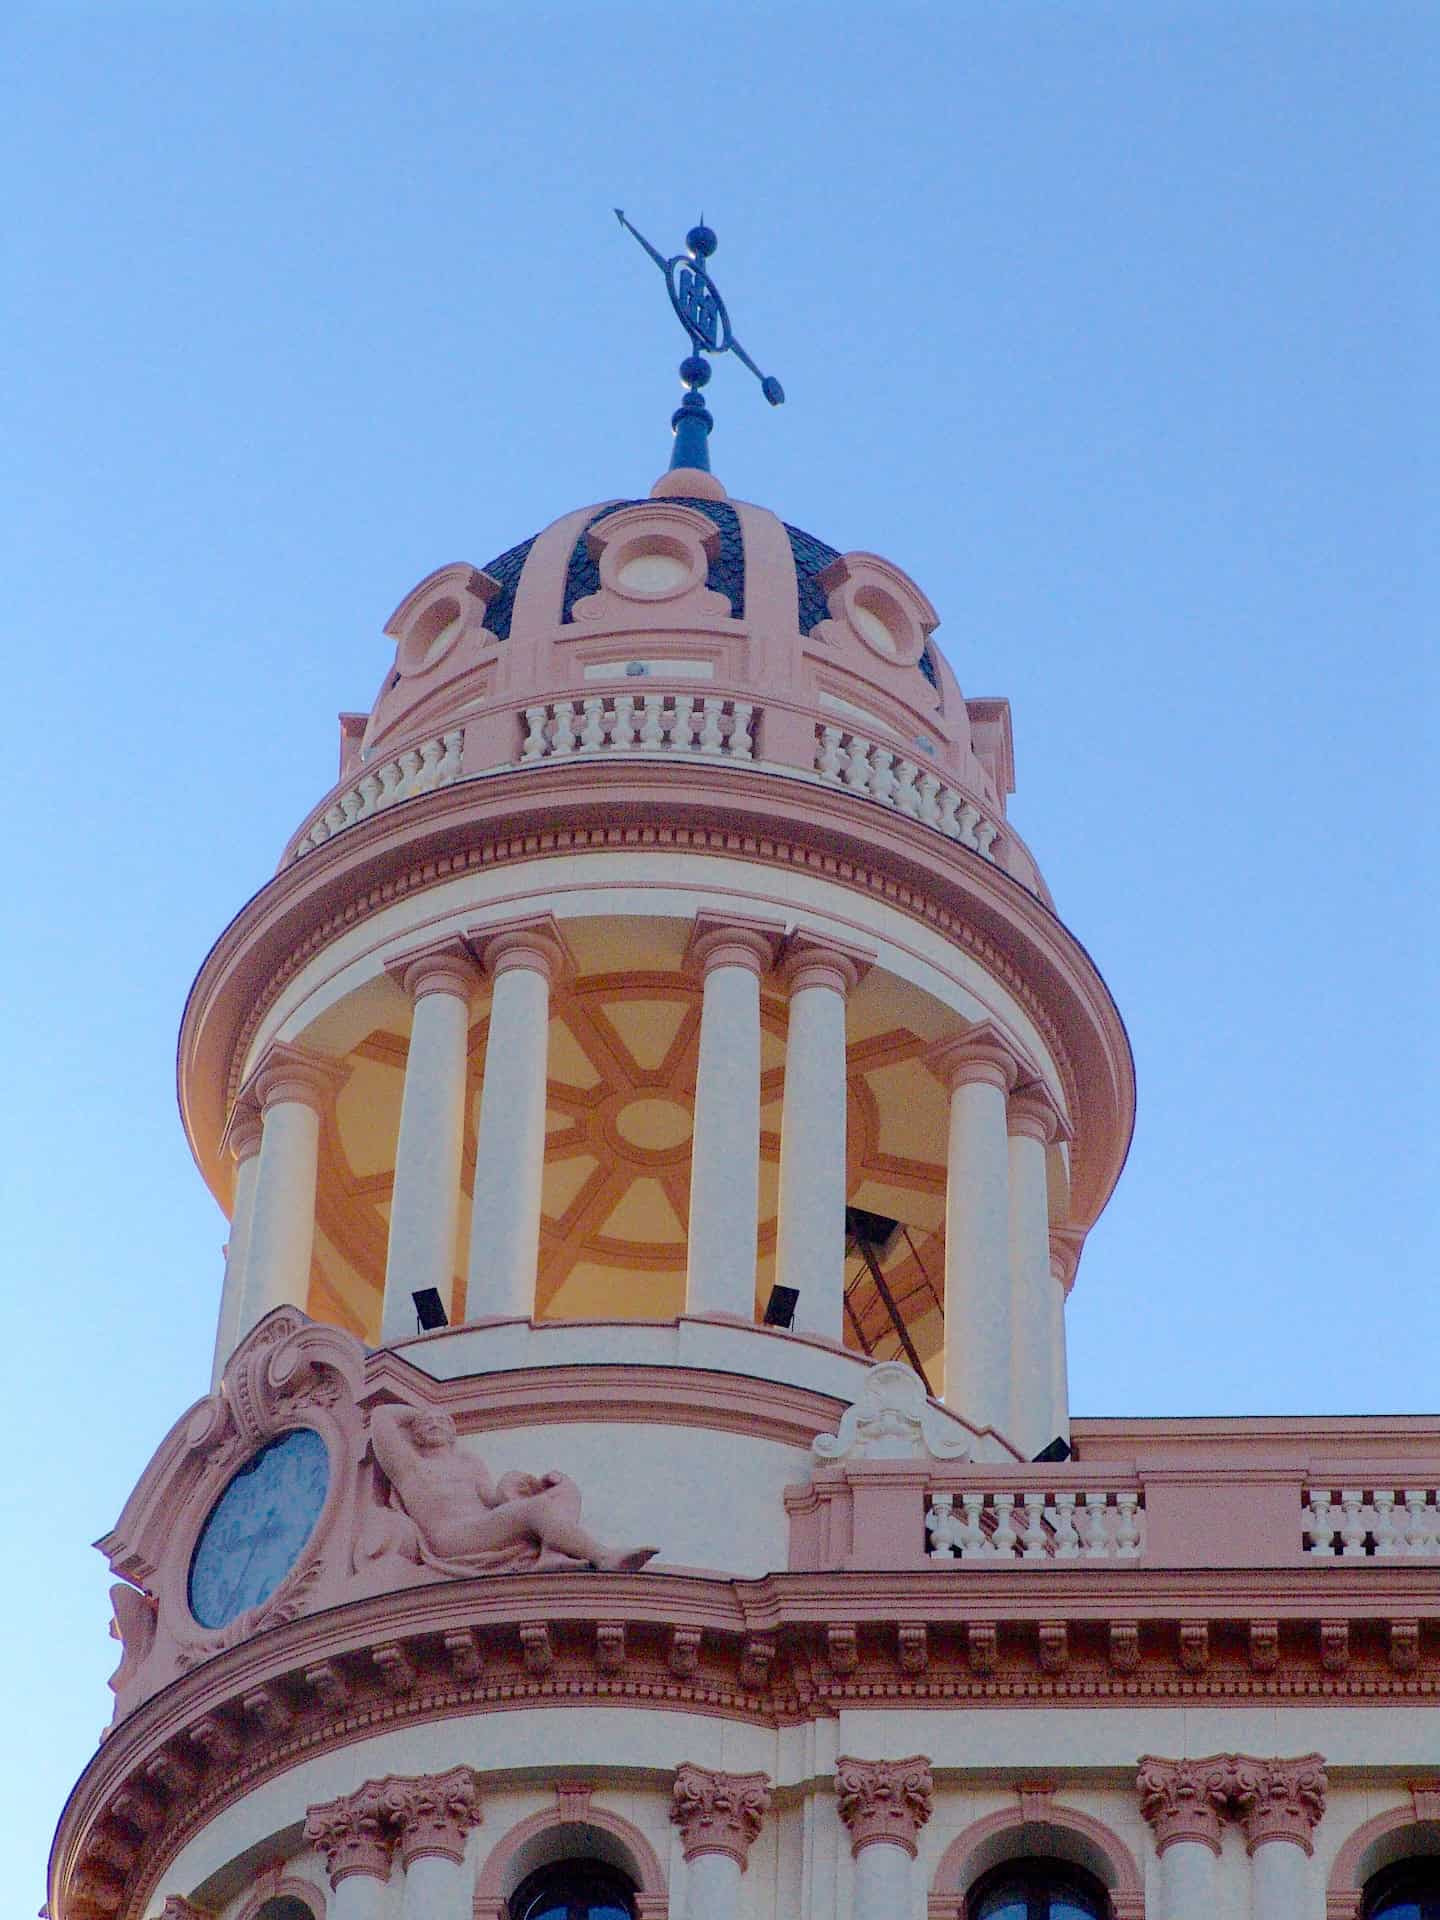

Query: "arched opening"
<box><xmin>255</xmin><ymin>1901</ymin><xmax>320</xmax><ymax>1920</ymax></box>
<box><xmin>1364</xmin><ymin>1860</ymin><xmax>1440</xmax><ymax>1919</ymax></box>
<box><xmin>968</xmin><ymin>1856</ymin><xmax>1110</xmax><ymax>1919</ymax></box>
<box><xmin>509</xmin><ymin>1859</ymin><xmax>638</xmax><ymax>1920</ymax></box>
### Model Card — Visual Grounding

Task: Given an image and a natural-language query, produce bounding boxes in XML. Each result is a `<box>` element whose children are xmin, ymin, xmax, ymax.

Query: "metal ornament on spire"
<box><xmin>615</xmin><ymin>210</ymin><xmax>785</xmax><ymax>472</ymax></box>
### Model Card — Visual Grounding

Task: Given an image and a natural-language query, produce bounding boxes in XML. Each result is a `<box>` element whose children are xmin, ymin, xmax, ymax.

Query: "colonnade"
<box><xmin>211</xmin><ymin>912</ymin><xmax>1073</xmax><ymax>1455</ymax></box>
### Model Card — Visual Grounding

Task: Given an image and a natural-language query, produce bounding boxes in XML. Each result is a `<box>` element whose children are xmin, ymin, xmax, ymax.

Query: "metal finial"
<box><xmin>614</xmin><ymin>209</ymin><xmax>785</xmax><ymax>471</ymax></box>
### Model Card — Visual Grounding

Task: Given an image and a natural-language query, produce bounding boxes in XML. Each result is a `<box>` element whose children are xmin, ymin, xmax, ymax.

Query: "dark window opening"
<box><xmin>509</xmin><ymin>1860</ymin><xmax>638</xmax><ymax>1920</ymax></box>
<box><xmin>1364</xmin><ymin>1859</ymin><xmax>1440</xmax><ymax>1920</ymax></box>
<box><xmin>968</xmin><ymin>1857</ymin><xmax>1109</xmax><ymax>1920</ymax></box>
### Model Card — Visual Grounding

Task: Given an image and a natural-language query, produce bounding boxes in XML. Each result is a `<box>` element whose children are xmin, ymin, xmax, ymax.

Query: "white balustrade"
<box><xmin>927</xmin><ymin>1486</ymin><xmax>1144</xmax><ymax>1562</ymax></box>
<box><xmin>290</xmin><ymin>728</ymin><xmax>466</xmax><ymax>861</ymax></box>
<box><xmin>1303</xmin><ymin>1487</ymin><xmax>1440</xmax><ymax>1557</ymax></box>
<box><xmin>522</xmin><ymin>692</ymin><xmax>757</xmax><ymax>763</ymax></box>
<box><xmin>814</xmin><ymin>724</ymin><xmax>1000</xmax><ymax>860</ymax></box>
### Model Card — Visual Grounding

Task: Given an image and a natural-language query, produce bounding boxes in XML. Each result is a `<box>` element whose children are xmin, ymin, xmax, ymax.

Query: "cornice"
<box><xmin>176</xmin><ymin>760</ymin><xmax>1133</xmax><ymax>1228</ymax></box>
<box><xmin>51</xmin><ymin>1566</ymin><xmax>1440</xmax><ymax>1920</ymax></box>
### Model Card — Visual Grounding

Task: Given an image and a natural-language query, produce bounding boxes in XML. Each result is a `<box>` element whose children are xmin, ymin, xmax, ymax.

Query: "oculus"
<box><xmin>187</xmin><ymin>1427</ymin><xmax>330</xmax><ymax>1628</ymax></box>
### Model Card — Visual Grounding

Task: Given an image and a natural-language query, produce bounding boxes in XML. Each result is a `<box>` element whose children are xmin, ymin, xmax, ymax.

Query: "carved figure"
<box><xmin>363</xmin><ymin>1406</ymin><xmax>657</xmax><ymax>1575</ymax></box>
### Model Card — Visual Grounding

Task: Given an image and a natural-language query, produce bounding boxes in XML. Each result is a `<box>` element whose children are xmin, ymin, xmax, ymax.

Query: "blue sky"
<box><xmin>4</xmin><ymin>0</ymin><xmax>1435</xmax><ymax>1901</ymax></box>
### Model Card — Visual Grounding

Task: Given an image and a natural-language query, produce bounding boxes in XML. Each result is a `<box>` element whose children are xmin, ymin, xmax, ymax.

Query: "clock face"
<box><xmin>187</xmin><ymin>1427</ymin><xmax>330</xmax><ymax>1629</ymax></box>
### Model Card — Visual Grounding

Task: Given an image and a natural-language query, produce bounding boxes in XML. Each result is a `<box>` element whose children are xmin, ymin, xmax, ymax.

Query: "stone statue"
<box><xmin>362</xmin><ymin>1405</ymin><xmax>657</xmax><ymax>1576</ymax></box>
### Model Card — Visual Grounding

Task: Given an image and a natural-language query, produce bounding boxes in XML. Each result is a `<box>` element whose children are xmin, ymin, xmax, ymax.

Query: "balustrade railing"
<box><xmin>522</xmin><ymin>693</ymin><xmax>757</xmax><ymax>762</ymax></box>
<box><xmin>927</xmin><ymin>1487</ymin><xmax>1144</xmax><ymax>1562</ymax></box>
<box><xmin>290</xmin><ymin>728</ymin><xmax>466</xmax><ymax>861</ymax></box>
<box><xmin>813</xmin><ymin>724</ymin><xmax>999</xmax><ymax>858</ymax></box>
<box><xmin>1303</xmin><ymin>1487</ymin><xmax>1440</xmax><ymax>1558</ymax></box>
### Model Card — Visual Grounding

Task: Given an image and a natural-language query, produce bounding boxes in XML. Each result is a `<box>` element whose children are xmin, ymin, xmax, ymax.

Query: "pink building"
<box><xmin>49</xmin><ymin>444</ymin><xmax>1440</xmax><ymax>1920</ymax></box>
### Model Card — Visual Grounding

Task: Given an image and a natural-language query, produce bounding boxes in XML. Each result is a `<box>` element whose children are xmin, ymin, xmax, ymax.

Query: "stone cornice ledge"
<box><xmin>51</xmin><ymin>1568</ymin><xmax>1440</xmax><ymax>1920</ymax></box>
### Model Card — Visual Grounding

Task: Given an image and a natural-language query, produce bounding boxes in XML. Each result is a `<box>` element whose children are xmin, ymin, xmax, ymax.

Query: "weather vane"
<box><xmin>615</xmin><ymin>210</ymin><xmax>784</xmax><ymax>472</ymax></box>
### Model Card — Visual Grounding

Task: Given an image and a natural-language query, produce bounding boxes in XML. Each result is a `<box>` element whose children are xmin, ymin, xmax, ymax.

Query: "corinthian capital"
<box><xmin>670</xmin><ymin>1764</ymin><xmax>772</xmax><ymax>1869</ymax></box>
<box><xmin>379</xmin><ymin>1767</ymin><xmax>483</xmax><ymax>1867</ymax></box>
<box><xmin>303</xmin><ymin>1782</ymin><xmax>395</xmax><ymax>1885</ymax></box>
<box><xmin>835</xmin><ymin>1755</ymin><xmax>934</xmax><ymax>1858</ymax></box>
<box><xmin>1232</xmin><ymin>1754</ymin><xmax>1328</xmax><ymax>1855</ymax></box>
<box><xmin>1136</xmin><ymin>1756</ymin><xmax>1233</xmax><ymax>1856</ymax></box>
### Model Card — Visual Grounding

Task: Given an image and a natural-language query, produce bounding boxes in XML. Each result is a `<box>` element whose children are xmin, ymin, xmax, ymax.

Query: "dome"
<box><xmin>280</xmin><ymin>466</ymin><xmax>1049</xmax><ymax>902</ymax></box>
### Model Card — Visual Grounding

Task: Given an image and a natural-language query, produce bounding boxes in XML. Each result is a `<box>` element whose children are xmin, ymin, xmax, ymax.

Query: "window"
<box><xmin>969</xmin><ymin>1858</ymin><xmax>1108</xmax><ymax>1920</ymax></box>
<box><xmin>255</xmin><ymin>1902</ymin><xmax>318</xmax><ymax>1920</ymax></box>
<box><xmin>509</xmin><ymin>1861</ymin><xmax>637</xmax><ymax>1920</ymax></box>
<box><xmin>1365</xmin><ymin>1861</ymin><xmax>1440</xmax><ymax>1920</ymax></box>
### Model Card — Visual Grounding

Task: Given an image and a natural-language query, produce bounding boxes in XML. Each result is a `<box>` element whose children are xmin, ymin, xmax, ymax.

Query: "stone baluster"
<box><xmin>836</xmin><ymin>1756</ymin><xmax>933</xmax><ymax>1920</ymax></box>
<box><xmin>1233</xmin><ymin>1755</ymin><xmax>1326</xmax><ymax>1920</ymax></box>
<box><xmin>382</xmin><ymin>1768</ymin><xmax>483</xmax><ymax>1920</ymax></box>
<box><xmin>210</xmin><ymin>1103</ymin><xmax>262</xmax><ymax>1389</ymax></box>
<box><xmin>380</xmin><ymin>938</ymin><xmax>482</xmax><ymax>1343</ymax></box>
<box><xmin>304</xmin><ymin>1783</ymin><xmax>396</xmax><ymax>1920</ymax></box>
<box><xmin>685</xmin><ymin>915</ymin><xmax>783</xmax><ymax>1320</ymax></box>
<box><xmin>774</xmin><ymin>933</ymin><xmax>872</xmax><ymax>1341</ymax></box>
<box><xmin>930</xmin><ymin>1024</ymin><xmax>1021</xmax><ymax>1434</ymax></box>
<box><xmin>1006</xmin><ymin>1080</ymin><xmax>1066</xmax><ymax>1457</ymax></box>
<box><xmin>465</xmin><ymin>917</ymin><xmax>570</xmax><ymax>1319</ymax></box>
<box><xmin>237</xmin><ymin>1043</ymin><xmax>345</xmax><ymax>1341</ymax></box>
<box><xmin>1137</xmin><ymin>1756</ymin><xmax>1233</xmax><ymax>1920</ymax></box>
<box><xmin>670</xmin><ymin>1764</ymin><xmax>772</xmax><ymax>1920</ymax></box>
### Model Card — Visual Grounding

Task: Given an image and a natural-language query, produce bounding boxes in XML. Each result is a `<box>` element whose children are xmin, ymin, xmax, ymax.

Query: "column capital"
<box><xmin>928</xmin><ymin>1021</ymin><xmax>1023</xmax><ymax>1095</ymax></box>
<box><xmin>249</xmin><ymin>1041</ymin><xmax>347</xmax><ymax>1118</ymax></box>
<box><xmin>1007</xmin><ymin>1077</ymin><xmax>1069</xmax><ymax>1145</ymax></box>
<box><xmin>779</xmin><ymin>929</ymin><xmax>875</xmax><ymax>997</ymax></box>
<box><xmin>468</xmin><ymin>912</ymin><xmax>574</xmax><ymax>985</ymax></box>
<box><xmin>1049</xmin><ymin>1224</ymin><xmax>1085</xmax><ymax>1295</ymax></box>
<box><xmin>221</xmin><ymin>1096</ymin><xmax>263</xmax><ymax>1165</ymax></box>
<box><xmin>378</xmin><ymin>1766</ymin><xmax>483</xmax><ymax>1868</ymax></box>
<box><xmin>685</xmin><ymin>910</ymin><xmax>785</xmax><ymax>980</ymax></box>
<box><xmin>1232</xmin><ymin>1754</ymin><xmax>1327</xmax><ymax>1856</ymax></box>
<box><xmin>670</xmin><ymin>1763</ymin><xmax>772</xmax><ymax>1870</ymax></box>
<box><xmin>1136</xmin><ymin>1755</ymin><xmax>1233</xmax><ymax>1857</ymax></box>
<box><xmin>303</xmin><ymin>1781</ymin><xmax>395</xmax><ymax>1886</ymax></box>
<box><xmin>385</xmin><ymin>933</ymin><xmax>483</xmax><ymax>1004</ymax></box>
<box><xmin>836</xmin><ymin>1755</ymin><xmax>934</xmax><ymax>1859</ymax></box>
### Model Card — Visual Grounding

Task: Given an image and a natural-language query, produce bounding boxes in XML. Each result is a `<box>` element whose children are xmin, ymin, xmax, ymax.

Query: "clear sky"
<box><xmin>4</xmin><ymin>0</ymin><xmax>1435</xmax><ymax>1903</ymax></box>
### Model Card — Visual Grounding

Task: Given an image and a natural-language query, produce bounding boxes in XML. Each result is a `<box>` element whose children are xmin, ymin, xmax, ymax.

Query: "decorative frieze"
<box><xmin>669</xmin><ymin>1764</ymin><xmax>772</xmax><ymax>1868</ymax></box>
<box><xmin>835</xmin><ymin>1755</ymin><xmax>934</xmax><ymax>1858</ymax></box>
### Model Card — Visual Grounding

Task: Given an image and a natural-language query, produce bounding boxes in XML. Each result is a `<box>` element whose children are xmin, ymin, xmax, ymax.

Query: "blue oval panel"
<box><xmin>187</xmin><ymin>1427</ymin><xmax>330</xmax><ymax>1629</ymax></box>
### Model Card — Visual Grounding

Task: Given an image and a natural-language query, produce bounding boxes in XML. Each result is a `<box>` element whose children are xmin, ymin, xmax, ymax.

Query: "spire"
<box><xmin>615</xmin><ymin>210</ymin><xmax>784</xmax><ymax>471</ymax></box>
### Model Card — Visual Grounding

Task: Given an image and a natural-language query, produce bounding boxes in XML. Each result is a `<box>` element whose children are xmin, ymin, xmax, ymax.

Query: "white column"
<box><xmin>466</xmin><ymin>919</ymin><xmax>567</xmax><ymax>1319</ymax></box>
<box><xmin>329</xmin><ymin>1878</ymin><xmax>387</xmax><ymax>1920</ymax></box>
<box><xmin>1049</xmin><ymin>1228</ymin><xmax>1081</xmax><ymax>1446</ymax></box>
<box><xmin>1251</xmin><ymin>1839</ymin><xmax>1309</xmax><ymax>1920</ymax></box>
<box><xmin>685</xmin><ymin>1851</ymin><xmax>743</xmax><ymax>1920</ymax></box>
<box><xmin>932</xmin><ymin>1026</ymin><xmax>1019</xmax><ymax>1433</ymax></box>
<box><xmin>401</xmin><ymin>1853</ymin><xmax>465</xmax><ymax>1919</ymax></box>
<box><xmin>685</xmin><ymin>916</ymin><xmax>780</xmax><ymax>1319</ymax></box>
<box><xmin>381</xmin><ymin>939</ymin><xmax>480</xmax><ymax>1343</ymax></box>
<box><xmin>852</xmin><ymin>1840</ymin><xmax>913</xmax><ymax>1920</ymax></box>
<box><xmin>774</xmin><ymin>935</ymin><xmax>869</xmax><ymax>1342</ymax></box>
<box><xmin>1158</xmin><ymin>1840</ymin><xmax>1219</xmax><ymax>1920</ymax></box>
<box><xmin>836</xmin><ymin>1757</ymin><xmax>933</xmax><ymax>1920</ymax></box>
<box><xmin>1006</xmin><ymin>1082</ymin><xmax>1063</xmax><ymax>1457</ymax></box>
<box><xmin>210</xmin><ymin>1107</ymin><xmax>261</xmax><ymax>1388</ymax></box>
<box><xmin>237</xmin><ymin>1045</ymin><xmax>339</xmax><ymax>1340</ymax></box>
